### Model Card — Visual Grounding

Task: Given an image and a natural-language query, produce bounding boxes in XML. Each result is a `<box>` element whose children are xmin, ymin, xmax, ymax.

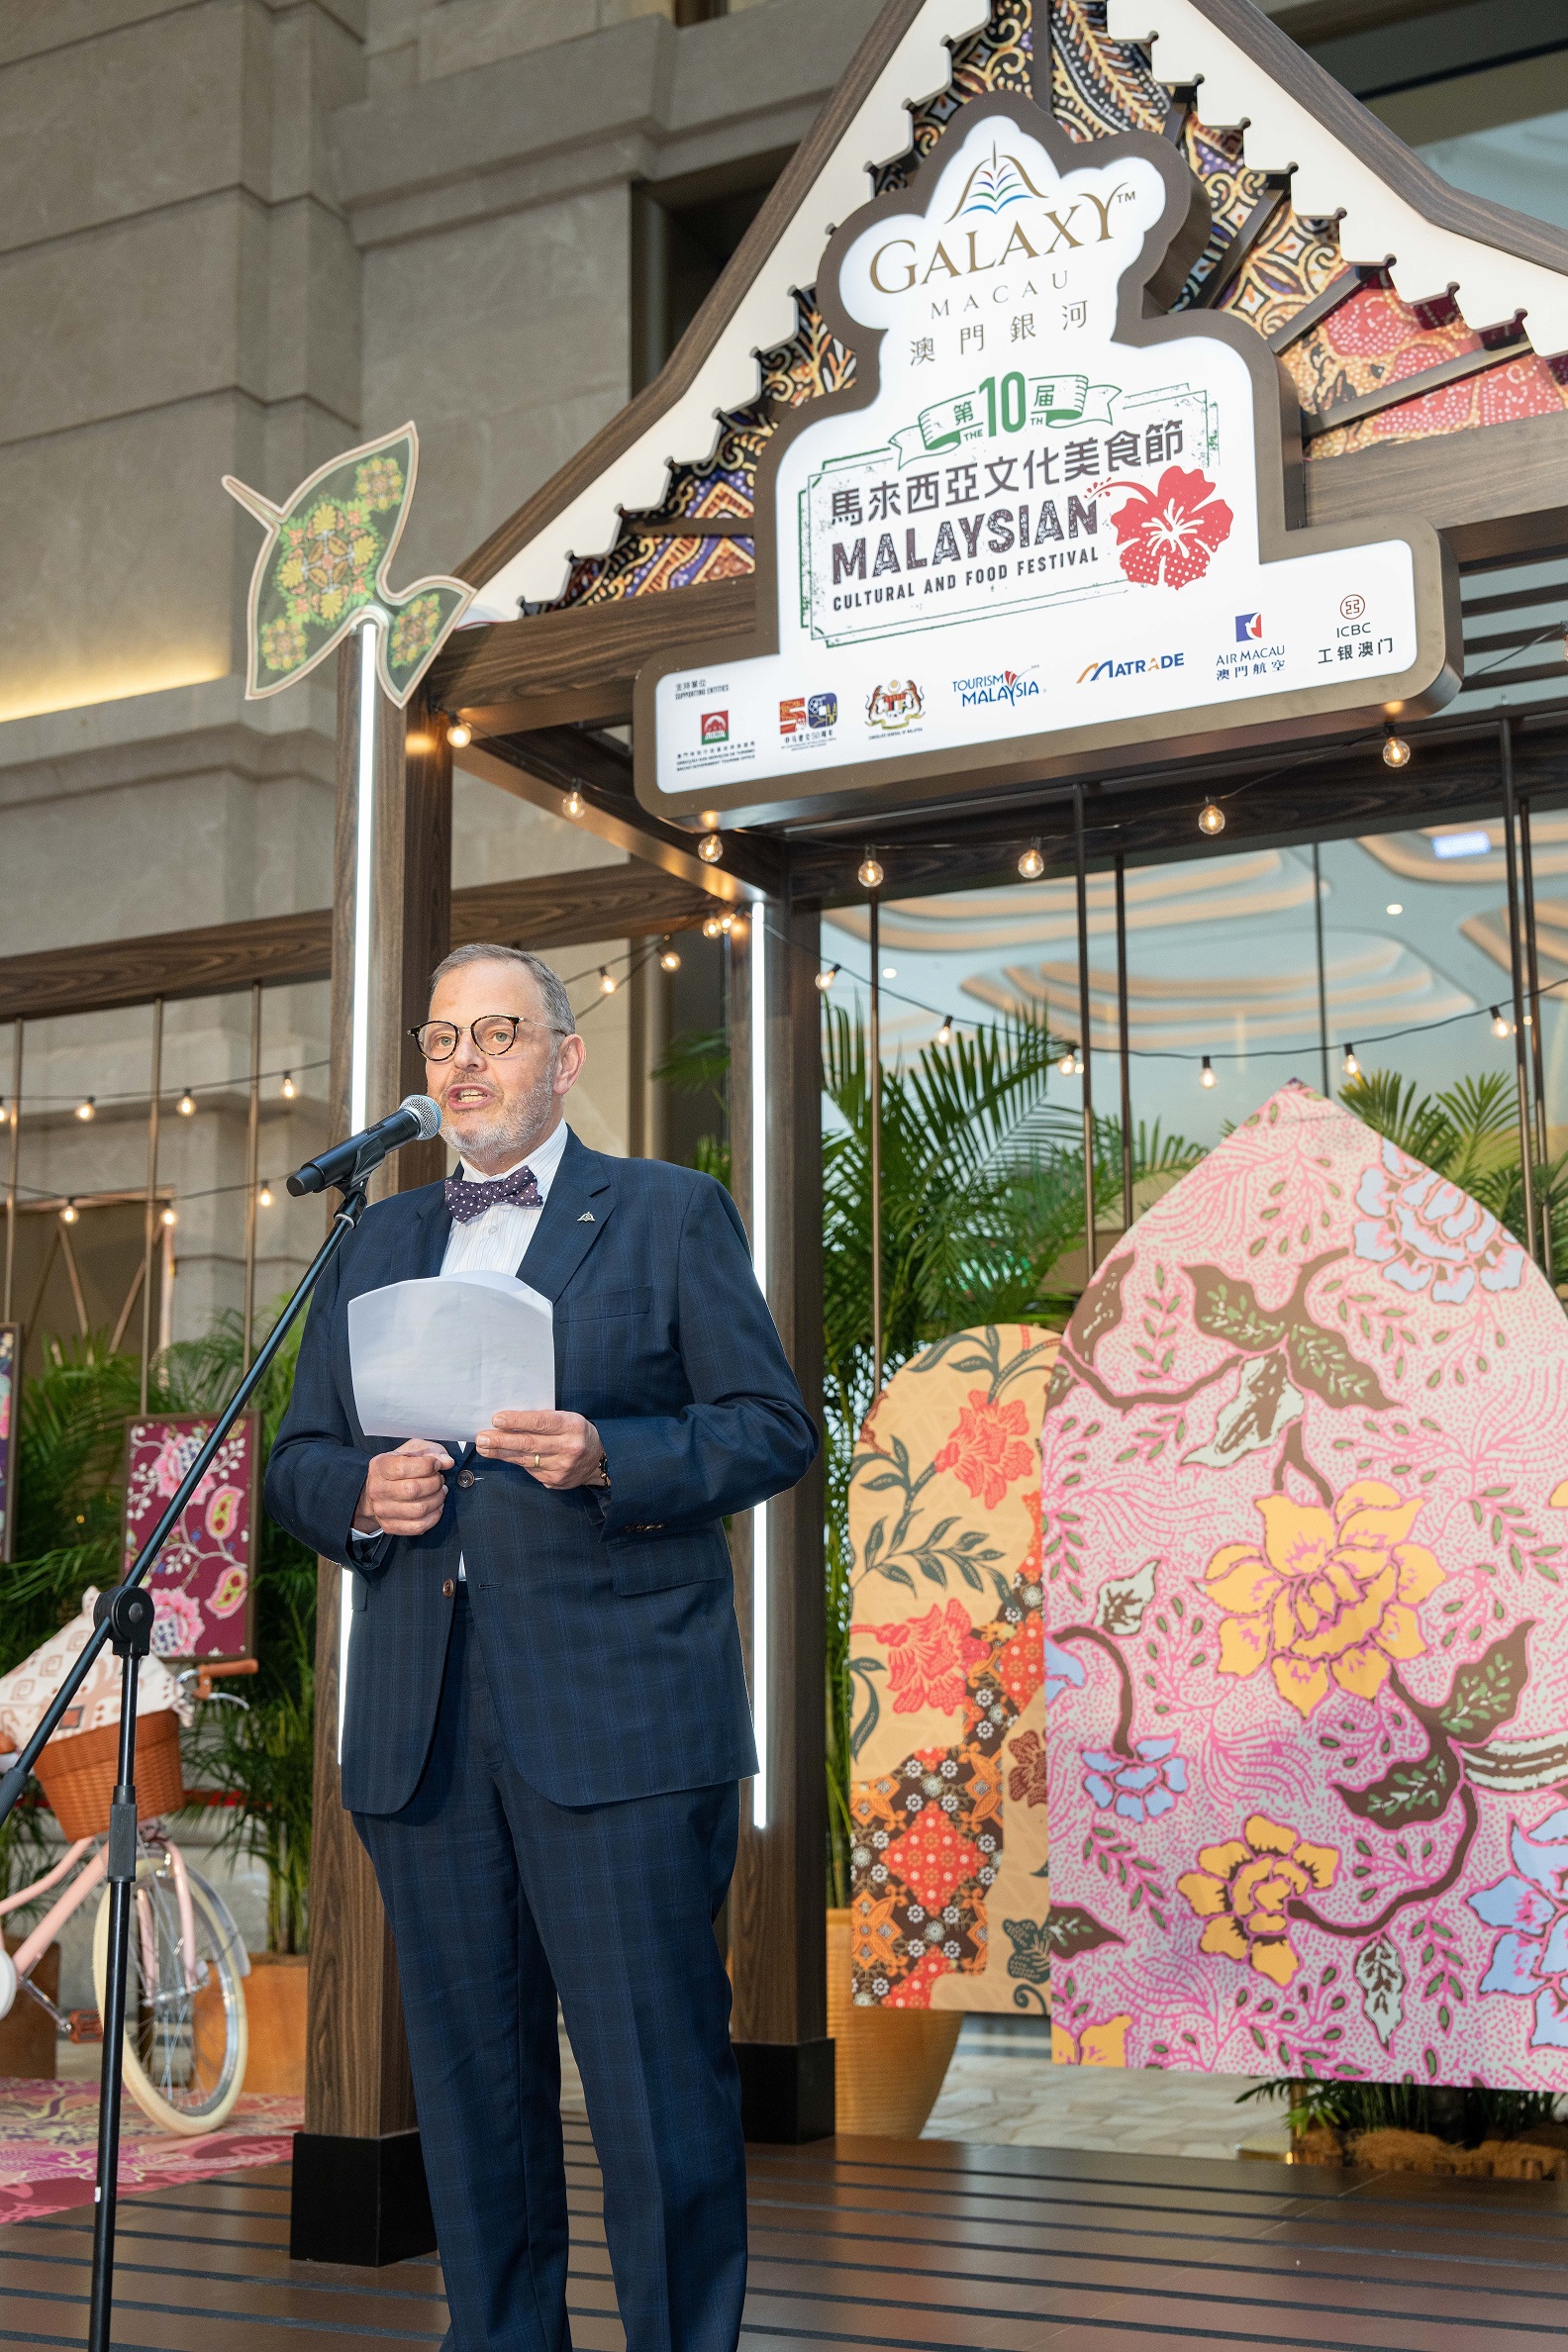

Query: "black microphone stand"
<box><xmin>0</xmin><ymin>1178</ymin><xmax>371</xmax><ymax>2352</ymax></box>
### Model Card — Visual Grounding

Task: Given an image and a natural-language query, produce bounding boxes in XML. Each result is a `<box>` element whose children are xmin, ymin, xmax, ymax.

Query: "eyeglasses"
<box><xmin>410</xmin><ymin>1015</ymin><xmax>568</xmax><ymax>1062</ymax></box>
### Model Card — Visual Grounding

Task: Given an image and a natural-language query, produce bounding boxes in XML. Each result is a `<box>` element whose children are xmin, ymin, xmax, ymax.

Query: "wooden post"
<box><xmin>291</xmin><ymin>645</ymin><xmax>451</xmax><ymax>2265</ymax></box>
<box><xmin>728</xmin><ymin>897</ymin><xmax>832</xmax><ymax>2141</ymax></box>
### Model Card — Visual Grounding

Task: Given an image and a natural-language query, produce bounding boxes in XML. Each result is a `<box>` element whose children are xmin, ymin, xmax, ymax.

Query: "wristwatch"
<box><xmin>588</xmin><ymin>1452</ymin><xmax>611</xmax><ymax>1490</ymax></box>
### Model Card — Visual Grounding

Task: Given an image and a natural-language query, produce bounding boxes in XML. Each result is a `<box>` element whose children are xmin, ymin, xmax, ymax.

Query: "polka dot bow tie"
<box><xmin>444</xmin><ymin>1166</ymin><xmax>542</xmax><ymax>1224</ymax></box>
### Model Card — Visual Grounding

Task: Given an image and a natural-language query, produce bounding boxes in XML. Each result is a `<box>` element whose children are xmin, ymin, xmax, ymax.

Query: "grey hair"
<box><xmin>428</xmin><ymin>943</ymin><xmax>576</xmax><ymax>1036</ymax></box>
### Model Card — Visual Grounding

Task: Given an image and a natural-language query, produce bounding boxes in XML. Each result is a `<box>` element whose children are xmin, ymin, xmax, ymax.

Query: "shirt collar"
<box><xmin>457</xmin><ymin>1117</ymin><xmax>569</xmax><ymax>1203</ymax></box>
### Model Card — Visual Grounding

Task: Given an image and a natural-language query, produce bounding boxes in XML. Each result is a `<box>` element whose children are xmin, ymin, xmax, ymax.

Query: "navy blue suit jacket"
<box><xmin>265</xmin><ymin>1131</ymin><xmax>818</xmax><ymax>1813</ymax></box>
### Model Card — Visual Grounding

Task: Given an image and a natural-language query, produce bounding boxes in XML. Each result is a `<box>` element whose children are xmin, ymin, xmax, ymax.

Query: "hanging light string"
<box><xmin>792</xmin><ymin>923</ymin><xmax>1568</xmax><ymax>1071</ymax></box>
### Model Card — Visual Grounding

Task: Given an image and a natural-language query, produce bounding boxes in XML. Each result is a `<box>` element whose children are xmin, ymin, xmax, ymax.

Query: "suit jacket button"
<box><xmin>441</xmin><ymin>1578</ymin><xmax>455</xmax><ymax>1598</ymax></box>
<box><xmin>455</xmin><ymin>1469</ymin><xmax>475</xmax><ymax>1489</ymax></box>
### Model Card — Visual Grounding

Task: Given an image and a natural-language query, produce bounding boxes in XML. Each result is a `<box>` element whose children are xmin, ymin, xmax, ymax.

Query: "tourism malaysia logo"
<box><xmin>953</xmin><ymin>666</ymin><xmax>1039</xmax><ymax>708</ymax></box>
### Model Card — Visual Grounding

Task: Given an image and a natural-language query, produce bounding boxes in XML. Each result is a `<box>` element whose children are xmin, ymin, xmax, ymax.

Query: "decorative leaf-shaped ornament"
<box><xmin>223</xmin><ymin>423</ymin><xmax>473</xmax><ymax>708</ymax></box>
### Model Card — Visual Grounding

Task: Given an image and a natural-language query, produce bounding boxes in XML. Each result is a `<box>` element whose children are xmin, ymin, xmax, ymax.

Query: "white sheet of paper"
<box><xmin>348</xmin><ymin>1272</ymin><xmax>555</xmax><ymax>1441</ymax></box>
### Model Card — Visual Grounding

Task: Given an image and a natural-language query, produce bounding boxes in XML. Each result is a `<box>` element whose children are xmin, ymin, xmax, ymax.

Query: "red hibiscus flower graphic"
<box><xmin>933</xmin><ymin>1391</ymin><xmax>1034</xmax><ymax>1510</ymax></box>
<box><xmin>1110</xmin><ymin>465</ymin><xmax>1233</xmax><ymax>590</ymax></box>
<box><xmin>852</xmin><ymin>1598</ymin><xmax>985</xmax><ymax>1715</ymax></box>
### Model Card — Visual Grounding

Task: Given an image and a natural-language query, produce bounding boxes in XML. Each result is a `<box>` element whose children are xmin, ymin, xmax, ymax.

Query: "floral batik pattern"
<box><xmin>847</xmin><ymin>1325</ymin><xmax>1059</xmax><ymax>2011</ymax></box>
<box><xmin>1041</xmin><ymin>1082</ymin><xmax>1568</xmax><ymax>2086</ymax></box>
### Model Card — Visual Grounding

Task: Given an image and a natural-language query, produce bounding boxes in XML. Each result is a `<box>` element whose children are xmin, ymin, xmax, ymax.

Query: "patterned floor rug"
<box><xmin>0</xmin><ymin>2080</ymin><xmax>301</xmax><ymax>2219</ymax></box>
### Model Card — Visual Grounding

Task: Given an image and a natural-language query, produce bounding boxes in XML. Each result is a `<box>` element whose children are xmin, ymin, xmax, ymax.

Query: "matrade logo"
<box><xmin>1077</xmin><ymin>652</ymin><xmax>1185</xmax><ymax>683</ymax></box>
<box><xmin>866</xmin><ymin>679</ymin><xmax>924</xmax><ymax>731</ymax></box>
<box><xmin>700</xmin><ymin>710</ymin><xmax>729</xmax><ymax>743</ymax></box>
<box><xmin>1235</xmin><ymin>612</ymin><xmax>1263</xmax><ymax>641</ymax></box>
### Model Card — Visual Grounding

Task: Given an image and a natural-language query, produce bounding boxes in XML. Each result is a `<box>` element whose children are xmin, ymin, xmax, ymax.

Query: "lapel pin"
<box><xmin>578</xmin><ymin>1211</ymin><xmax>594</xmax><ymax>1222</ymax></box>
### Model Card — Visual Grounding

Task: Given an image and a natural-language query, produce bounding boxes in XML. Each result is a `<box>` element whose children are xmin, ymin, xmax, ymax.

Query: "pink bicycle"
<box><xmin>0</xmin><ymin>1690</ymin><xmax>249</xmax><ymax>2136</ymax></box>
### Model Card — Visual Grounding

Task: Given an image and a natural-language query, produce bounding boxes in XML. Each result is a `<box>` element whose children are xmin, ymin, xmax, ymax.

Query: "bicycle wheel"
<box><xmin>93</xmin><ymin>1853</ymin><xmax>247</xmax><ymax>2135</ymax></box>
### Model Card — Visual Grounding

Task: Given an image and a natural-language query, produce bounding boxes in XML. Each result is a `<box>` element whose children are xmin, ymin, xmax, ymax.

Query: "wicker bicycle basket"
<box><xmin>32</xmin><ymin>1709</ymin><xmax>185</xmax><ymax>1842</ymax></box>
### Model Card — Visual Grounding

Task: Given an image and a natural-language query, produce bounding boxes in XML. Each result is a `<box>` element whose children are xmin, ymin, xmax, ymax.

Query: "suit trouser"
<box><xmin>354</xmin><ymin>1587</ymin><xmax>746</xmax><ymax>2352</ymax></box>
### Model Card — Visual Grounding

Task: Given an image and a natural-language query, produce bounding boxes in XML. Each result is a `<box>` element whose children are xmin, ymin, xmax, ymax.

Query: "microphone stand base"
<box><xmin>289</xmin><ymin>2128</ymin><xmax>435</xmax><ymax>2267</ymax></box>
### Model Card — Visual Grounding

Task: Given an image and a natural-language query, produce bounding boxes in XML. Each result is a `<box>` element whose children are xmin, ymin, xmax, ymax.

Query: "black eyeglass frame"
<box><xmin>409</xmin><ymin>1014</ymin><xmax>571</xmax><ymax>1062</ymax></box>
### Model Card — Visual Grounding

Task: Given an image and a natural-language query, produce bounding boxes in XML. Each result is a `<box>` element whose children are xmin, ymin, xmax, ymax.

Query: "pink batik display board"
<box><xmin>122</xmin><ymin>1416</ymin><xmax>259</xmax><ymax>1662</ymax></box>
<box><xmin>1040</xmin><ymin>1081</ymin><xmax>1568</xmax><ymax>2087</ymax></box>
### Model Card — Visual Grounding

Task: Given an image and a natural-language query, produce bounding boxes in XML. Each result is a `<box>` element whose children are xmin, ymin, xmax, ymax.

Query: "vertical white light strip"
<box><xmin>349</xmin><ymin>617</ymin><xmax>377</xmax><ymax>1135</ymax></box>
<box><xmin>341</xmin><ymin>617</ymin><xmax>379</xmax><ymax>1753</ymax></box>
<box><xmin>750</xmin><ymin>908</ymin><xmax>770</xmax><ymax>1829</ymax></box>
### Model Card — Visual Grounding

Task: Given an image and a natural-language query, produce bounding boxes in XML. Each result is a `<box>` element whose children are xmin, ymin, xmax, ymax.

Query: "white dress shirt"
<box><xmin>354</xmin><ymin>1121</ymin><xmax>570</xmax><ymax>1573</ymax></box>
<box><xmin>441</xmin><ymin>1116</ymin><xmax>568</xmax><ymax>1277</ymax></box>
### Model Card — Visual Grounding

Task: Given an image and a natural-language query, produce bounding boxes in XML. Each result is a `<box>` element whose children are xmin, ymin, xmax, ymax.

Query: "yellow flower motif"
<box><xmin>1176</xmin><ymin>1813</ymin><xmax>1338</xmax><ymax>1989</ymax></box>
<box><xmin>1203</xmin><ymin>1479</ymin><xmax>1443</xmax><ymax>1719</ymax></box>
<box><xmin>1051</xmin><ymin>2014</ymin><xmax>1129</xmax><ymax>2066</ymax></box>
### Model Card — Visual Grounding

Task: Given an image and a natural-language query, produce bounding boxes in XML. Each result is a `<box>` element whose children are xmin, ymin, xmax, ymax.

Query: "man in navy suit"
<box><xmin>266</xmin><ymin>942</ymin><xmax>817</xmax><ymax>2352</ymax></box>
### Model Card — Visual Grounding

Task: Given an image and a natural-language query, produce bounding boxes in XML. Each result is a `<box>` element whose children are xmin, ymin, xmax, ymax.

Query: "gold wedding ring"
<box><xmin>535</xmin><ymin>1451</ymin><xmax>541</xmax><ymax>1468</ymax></box>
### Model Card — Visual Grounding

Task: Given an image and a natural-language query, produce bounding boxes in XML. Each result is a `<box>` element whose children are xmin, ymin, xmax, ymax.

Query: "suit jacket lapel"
<box><xmin>408</xmin><ymin>1180</ymin><xmax>452</xmax><ymax>1279</ymax></box>
<box><xmin>518</xmin><ymin>1130</ymin><xmax>615</xmax><ymax>1302</ymax></box>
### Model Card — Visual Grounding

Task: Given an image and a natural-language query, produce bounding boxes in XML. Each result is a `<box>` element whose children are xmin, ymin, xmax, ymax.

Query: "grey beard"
<box><xmin>441</xmin><ymin>1059</ymin><xmax>559</xmax><ymax>1166</ymax></box>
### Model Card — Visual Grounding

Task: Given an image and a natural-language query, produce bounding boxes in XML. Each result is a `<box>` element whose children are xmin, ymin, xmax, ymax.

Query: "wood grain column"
<box><xmin>292</xmin><ymin>644</ymin><xmax>451</xmax><ymax>2264</ymax></box>
<box><xmin>729</xmin><ymin>897</ymin><xmax>832</xmax><ymax>2140</ymax></box>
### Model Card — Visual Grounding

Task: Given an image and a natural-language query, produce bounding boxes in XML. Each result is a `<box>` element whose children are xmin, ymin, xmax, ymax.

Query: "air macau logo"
<box><xmin>1078</xmin><ymin>652</ymin><xmax>1186</xmax><ymax>682</ymax></box>
<box><xmin>866</xmin><ymin>679</ymin><xmax>924</xmax><ymax>731</ymax></box>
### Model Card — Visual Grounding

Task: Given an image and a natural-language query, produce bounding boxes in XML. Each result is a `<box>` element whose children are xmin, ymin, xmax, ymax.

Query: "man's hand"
<box><xmin>477</xmin><ymin>1409</ymin><xmax>607</xmax><ymax>1490</ymax></box>
<box><xmin>354</xmin><ymin>1439</ymin><xmax>453</xmax><ymax>1537</ymax></box>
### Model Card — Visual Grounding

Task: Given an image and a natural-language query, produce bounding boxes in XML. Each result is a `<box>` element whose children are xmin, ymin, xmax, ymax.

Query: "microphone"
<box><xmin>287</xmin><ymin>1094</ymin><xmax>442</xmax><ymax>1197</ymax></box>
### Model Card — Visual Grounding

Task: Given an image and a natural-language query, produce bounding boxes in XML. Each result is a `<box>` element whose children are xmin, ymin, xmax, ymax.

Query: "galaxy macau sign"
<box><xmin>635</xmin><ymin>95</ymin><xmax>1462</xmax><ymax>827</ymax></box>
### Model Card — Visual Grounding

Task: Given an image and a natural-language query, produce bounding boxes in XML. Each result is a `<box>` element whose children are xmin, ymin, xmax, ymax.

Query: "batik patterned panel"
<box><xmin>1042</xmin><ymin>1081</ymin><xmax>1568</xmax><ymax>2087</ymax></box>
<box><xmin>847</xmin><ymin>1325</ymin><xmax>1059</xmax><ymax>2012</ymax></box>
<box><xmin>123</xmin><ymin>1416</ymin><xmax>259</xmax><ymax>1661</ymax></box>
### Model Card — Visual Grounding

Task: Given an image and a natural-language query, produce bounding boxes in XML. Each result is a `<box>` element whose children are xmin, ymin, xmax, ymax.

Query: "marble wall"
<box><xmin>0</xmin><ymin>0</ymin><xmax>870</xmax><ymax>1341</ymax></box>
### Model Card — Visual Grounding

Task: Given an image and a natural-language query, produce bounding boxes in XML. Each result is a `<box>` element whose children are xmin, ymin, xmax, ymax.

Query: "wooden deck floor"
<box><xmin>2</xmin><ymin>2115</ymin><xmax>1566</xmax><ymax>2349</ymax></box>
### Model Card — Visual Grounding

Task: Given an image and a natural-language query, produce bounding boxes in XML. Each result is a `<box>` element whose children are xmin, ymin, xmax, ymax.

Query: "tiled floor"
<box><xmin>923</xmin><ymin>2014</ymin><xmax>1291</xmax><ymax>2159</ymax></box>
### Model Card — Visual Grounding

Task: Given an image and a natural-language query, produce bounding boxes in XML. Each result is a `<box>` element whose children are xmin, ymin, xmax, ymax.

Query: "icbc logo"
<box><xmin>1339</xmin><ymin>594</ymin><xmax>1366</xmax><ymax>622</ymax></box>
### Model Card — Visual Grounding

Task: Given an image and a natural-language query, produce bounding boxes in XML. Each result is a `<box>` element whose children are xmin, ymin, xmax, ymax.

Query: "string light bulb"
<box><xmin>598</xmin><ymin>968</ymin><xmax>617</xmax><ymax>996</ymax></box>
<box><xmin>1492</xmin><ymin>1006</ymin><xmax>1511</xmax><ymax>1037</ymax></box>
<box><xmin>1342</xmin><ymin>1043</ymin><xmax>1359</xmax><ymax>1078</ymax></box>
<box><xmin>445</xmin><ymin>719</ymin><xmax>472</xmax><ymax>749</ymax></box>
<box><xmin>658</xmin><ymin>939</ymin><xmax>681</xmax><ymax>972</ymax></box>
<box><xmin>280</xmin><ymin>1072</ymin><xmax>296</xmax><ymax>1100</ymax></box>
<box><xmin>1199</xmin><ymin>801</ymin><xmax>1225</xmax><ymax>835</ymax></box>
<box><xmin>857</xmin><ymin>853</ymin><xmax>884</xmax><ymax>891</ymax></box>
<box><xmin>935</xmin><ymin>1016</ymin><xmax>954</xmax><ymax>1045</ymax></box>
<box><xmin>258</xmin><ymin>1183</ymin><xmax>274</xmax><ymax>1208</ymax></box>
<box><xmin>1201</xmin><ymin>1055</ymin><xmax>1216</xmax><ymax>1088</ymax></box>
<box><xmin>562</xmin><ymin>788</ymin><xmax>585</xmax><ymax>820</ymax></box>
<box><xmin>1058</xmin><ymin>1047</ymin><xmax>1076</xmax><ymax>1075</ymax></box>
<box><xmin>161</xmin><ymin>1206</ymin><xmax>178</xmax><ymax>1227</ymax></box>
<box><xmin>702</xmin><ymin>915</ymin><xmax>724</xmax><ymax>939</ymax></box>
<box><xmin>698</xmin><ymin>833</ymin><xmax>724</xmax><ymax>864</ymax></box>
<box><xmin>75</xmin><ymin>1097</ymin><xmax>95</xmax><ymax>1123</ymax></box>
<box><xmin>60</xmin><ymin>1199</ymin><xmax>78</xmax><ymax>1225</ymax></box>
<box><xmin>177</xmin><ymin>1089</ymin><xmax>195</xmax><ymax>1117</ymax></box>
<box><xmin>1073</xmin><ymin>1051</ymin><xmax>1084</xmax><ymax>1075</ymax></box>
<box><xmin>1382</xmin><ymin>726</ymin><xmax>1412</xmax><ymax>769</ymax></box>
<box><xmin>1018</xmin><ymin>844</ymin><xmax>1044</xmax><ymax>881</ymax></box>
<box><xmin>815</xmin><ymin>965</ymin><xmax>838</xmax><ymax>993</ymax></box>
